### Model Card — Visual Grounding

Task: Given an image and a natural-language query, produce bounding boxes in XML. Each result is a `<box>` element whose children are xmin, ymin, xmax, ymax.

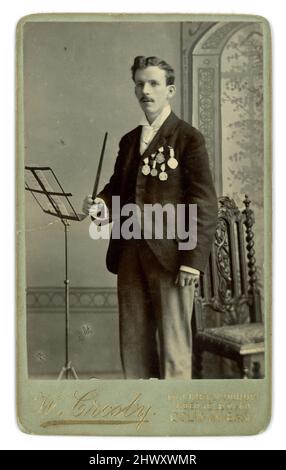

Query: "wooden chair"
<box><xmin>193</xmin><ymin>195</ymin><xmax>264</xmax><ymax>379</ymax></box>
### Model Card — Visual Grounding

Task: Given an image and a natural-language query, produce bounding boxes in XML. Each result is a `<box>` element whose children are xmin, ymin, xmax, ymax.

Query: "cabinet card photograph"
<box><xmin>17</xmin><ymin>13</ymin><xmax>271</xmax><ymax>435</ymax></box>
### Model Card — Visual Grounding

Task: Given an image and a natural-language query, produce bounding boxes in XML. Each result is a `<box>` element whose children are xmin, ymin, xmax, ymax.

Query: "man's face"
<box><xmin>134</xmin><ymin>66</ymin><xmax>176</xmax><ymax>122</ymax></box>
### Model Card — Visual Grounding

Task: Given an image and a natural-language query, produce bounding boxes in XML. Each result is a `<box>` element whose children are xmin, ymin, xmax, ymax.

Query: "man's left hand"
<box><xmin>175</xmin><ymin>270</ymin><xmax>199</xmax><ymax>287</ymax></box>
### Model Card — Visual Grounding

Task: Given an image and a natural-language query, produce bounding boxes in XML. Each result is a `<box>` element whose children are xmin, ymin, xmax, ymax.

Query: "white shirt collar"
<box><xmin>139</xmin><ymin>104</ymin><xmax>171</xmax><ymax>129</ymax></box>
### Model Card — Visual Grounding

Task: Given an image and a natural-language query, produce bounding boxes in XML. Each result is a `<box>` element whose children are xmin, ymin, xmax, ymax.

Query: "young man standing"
<box><xmin>83</xmin><ymin>56</ymin><xmax>217</xmax><ymax>379</ymax></box>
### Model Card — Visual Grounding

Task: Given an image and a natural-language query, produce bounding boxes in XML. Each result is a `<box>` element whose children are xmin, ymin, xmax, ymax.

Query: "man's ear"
<box><xmin>167</xmin><ymin>84</ymin><xmax>176</xmax><ymax>98</ymax></box>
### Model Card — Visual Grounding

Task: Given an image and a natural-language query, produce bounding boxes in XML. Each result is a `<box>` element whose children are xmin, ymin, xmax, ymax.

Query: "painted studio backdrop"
<box><xmin>24</xmin><ymin>20</ymin><xmax>264</xmax><ymax>379</ymax></box>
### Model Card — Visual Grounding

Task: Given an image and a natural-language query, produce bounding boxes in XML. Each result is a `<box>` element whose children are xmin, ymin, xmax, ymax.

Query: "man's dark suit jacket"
<box><xmin>97</xmin><ymin>111</ymin><xmax>218</xmax><ymax>275</ymax></box>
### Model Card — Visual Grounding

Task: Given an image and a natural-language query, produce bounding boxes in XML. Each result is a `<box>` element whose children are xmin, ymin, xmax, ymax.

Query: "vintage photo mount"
<box><xmin>16</xmin><ymin>13</ymin><xmax>272</xmax><ymax>436</ymax></box>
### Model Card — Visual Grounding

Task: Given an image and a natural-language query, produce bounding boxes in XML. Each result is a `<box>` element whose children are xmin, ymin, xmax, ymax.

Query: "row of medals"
<box><xmin>141</xmin><ymin>146</ymin><xmax>178</xmax><ymax>181</ymax></box>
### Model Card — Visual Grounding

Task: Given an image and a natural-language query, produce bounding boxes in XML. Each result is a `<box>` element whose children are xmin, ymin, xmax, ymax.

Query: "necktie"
<box><xmin>140</xmin><ymin>125</ymin><xmax>159</xmax><ymax>155</ymax></box>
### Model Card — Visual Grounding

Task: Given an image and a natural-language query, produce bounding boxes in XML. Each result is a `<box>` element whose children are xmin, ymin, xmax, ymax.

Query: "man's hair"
<box><xmin>131</xmin><ymin>56</ymin><xmax>175</xmax><ymax>85</ymax></box>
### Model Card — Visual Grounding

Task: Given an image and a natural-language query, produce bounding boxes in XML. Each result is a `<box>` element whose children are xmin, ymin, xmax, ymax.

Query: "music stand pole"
<box><xmin>64</xmin><ymin>221</ymin><xmax>69</xmax><ymax>379</ymax></box>
<box><xmin>57</xmin><ymin>219</ymin><xmax>78</xmax><ymax>380</ymax></box>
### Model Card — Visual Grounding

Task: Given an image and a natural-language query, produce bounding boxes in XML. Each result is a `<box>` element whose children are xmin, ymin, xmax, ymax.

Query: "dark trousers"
<box><xmin>117</xmin><ymin>239</ymin><xmax>195</xmax><ymax>379</ymax></box>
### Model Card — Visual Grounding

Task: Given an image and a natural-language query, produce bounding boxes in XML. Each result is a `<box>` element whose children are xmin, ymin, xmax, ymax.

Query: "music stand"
<box><xmin>25</xmin><ymin>166</ymin><xmax>86</xmax><ymax>379</ymax></box>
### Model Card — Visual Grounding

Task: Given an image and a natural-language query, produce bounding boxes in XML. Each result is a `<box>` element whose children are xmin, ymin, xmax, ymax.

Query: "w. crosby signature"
<box><xmin>36</xmin><ymin>388</ymin><xmax>154</xmax><ymax>431</ymax></box>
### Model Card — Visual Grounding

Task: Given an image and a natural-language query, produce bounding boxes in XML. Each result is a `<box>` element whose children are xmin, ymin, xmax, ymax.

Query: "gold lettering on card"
<box><xmin>168</xmin><ymin>392</ymin><xmax>257</xmax><ymax>424</ymax></box>
<box><xmin>38</xmin><ymin>388</ymin><xmax>154</xmax><ymax>431</ymax></box>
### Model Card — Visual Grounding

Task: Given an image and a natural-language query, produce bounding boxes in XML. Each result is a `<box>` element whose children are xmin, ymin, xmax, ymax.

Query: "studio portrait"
<box><xmin>23</xmin><ymin>18</ymin><xmax>265</xmax><ymax>381</ymax></box>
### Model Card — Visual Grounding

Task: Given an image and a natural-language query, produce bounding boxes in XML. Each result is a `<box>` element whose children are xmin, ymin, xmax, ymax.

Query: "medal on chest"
<box><xmin>167</xmin><ymin>146</ymin><xmax>178</xmax><ymax>169</ymax></box>
<box><xmin>141</xmin><ymin>145</ymin><xmax>177</xmax><ymax>181</ymax></box>
<box><xmin>159</xmin><ymin>163</ymin><xmax>168</xmax><ymax>181</ymax></box>
<box><xmin>151</xmin><ymin>159</ymin><xmax>158</xmax><ymax>176</ymax></box>
<box><xmin>142</xmin><ymin>157</ymin><xmax>151</xmax><ymax>175</ymax></box>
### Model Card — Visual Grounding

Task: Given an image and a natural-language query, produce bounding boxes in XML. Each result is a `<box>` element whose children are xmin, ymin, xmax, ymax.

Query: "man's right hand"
<box><xmin>82</xmin><ymin>195</ymin><xmax>107</xmax><ymax>219</ymax></box>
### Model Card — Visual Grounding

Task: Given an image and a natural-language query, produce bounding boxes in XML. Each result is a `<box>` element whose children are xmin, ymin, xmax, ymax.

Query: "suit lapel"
<box><xmin>124</xmin><ymin>126</ymin><xmax>141</xmax><ymax>165</ymax></box>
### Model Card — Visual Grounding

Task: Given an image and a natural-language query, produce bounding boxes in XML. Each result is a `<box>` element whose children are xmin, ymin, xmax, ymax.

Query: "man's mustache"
<box><xmin>140</xmin><ymin>97</ymin><xmax>154</xmax><ymax>102</ymax></box>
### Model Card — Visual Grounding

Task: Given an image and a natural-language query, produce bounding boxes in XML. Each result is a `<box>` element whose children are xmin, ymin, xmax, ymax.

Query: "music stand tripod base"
<box><xmin>58</xmin><ymin>361</ymin><xmax>78</xmax><ymax>380</ymax></box>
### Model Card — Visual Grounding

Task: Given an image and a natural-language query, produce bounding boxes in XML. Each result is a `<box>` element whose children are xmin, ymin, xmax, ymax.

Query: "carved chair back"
<box><xmin>194</xmin><ymin>195</ymin><xmax>262</xmax><ymax>333</ymax></box>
